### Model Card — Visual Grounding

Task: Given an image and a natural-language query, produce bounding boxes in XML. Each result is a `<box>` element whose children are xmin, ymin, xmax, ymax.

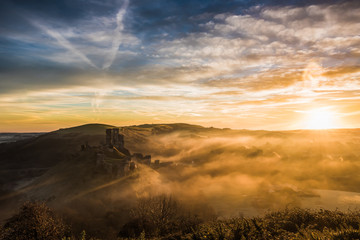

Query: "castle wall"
<box><xmin>106</xmin><ymin>128</ymin><xmax>125</xmax><ymax>149</ymax></box>
<box><xmin>106</xmin><ymin>129</ymin><xmax>112</xmax><ymax>146</ymax></box>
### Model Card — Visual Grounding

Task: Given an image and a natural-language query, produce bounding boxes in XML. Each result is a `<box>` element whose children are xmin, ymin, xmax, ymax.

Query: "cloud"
<box><xmin>1</xmin><ymin>1</ymin><xmax>360</xmax><ymax>130</ymax></box>
<box><xmin>102</xmin><ymin>0</ymin><xmax>130</xmax><ymax>70</ymax></box>
<box><xmin>148</xmin><ymin>1</ymin><xmax>360</xmax><ymax>92</ymax></box>
<box><xmin>4</xmin><ymin>1</ymin><xmax>359</xmax><ymax>92</ymax></box>
<box><xmin>1</xmin><ymin>0</ymin><xmax>139</xmax><ymax>72</ymax></box>
<box><xmin>29</xmin><ymin>20</ymin><xmax>98</xmax><ymax>69</ymax></box>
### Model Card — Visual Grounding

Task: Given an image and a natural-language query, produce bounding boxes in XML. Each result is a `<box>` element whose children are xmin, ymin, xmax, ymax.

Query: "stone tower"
<box><xmin>112</xmin><ymin>128</ymin><xmax>124</xmax><ymax>149</ymax></box>
<box><xmin>106</xmin><ymin>128</ymin><xmax>112</xmax><ymax>146</ymax></box>
<box><xmin>105</xmin><ymin>128</ymin><xmax>125</xmax><ymax>149</ymax></box>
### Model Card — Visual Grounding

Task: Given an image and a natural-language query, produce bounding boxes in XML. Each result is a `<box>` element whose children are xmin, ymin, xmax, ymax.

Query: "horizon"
<box><xmin>2</xmin><ymin>121</ymin><xmax>360</xmax><ymax>133</ymax></box>
<box><xmin>1</xmin><ymin>0</ymin><xmax>360</xmax><ymax>131</ymax></box>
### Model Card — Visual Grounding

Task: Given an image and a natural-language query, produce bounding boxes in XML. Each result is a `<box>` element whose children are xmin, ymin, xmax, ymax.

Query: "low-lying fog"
<box><xmin>128</xmin><ymin>128</ymin><xmax>360</xmax><ymax>217</ymax></box>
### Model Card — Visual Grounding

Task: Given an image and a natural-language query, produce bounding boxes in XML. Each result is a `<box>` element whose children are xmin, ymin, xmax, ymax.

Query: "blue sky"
<box><xmin>0</xmin><ymin>0</ymin><xmax>360</xmax><ymax>131</ymax></box>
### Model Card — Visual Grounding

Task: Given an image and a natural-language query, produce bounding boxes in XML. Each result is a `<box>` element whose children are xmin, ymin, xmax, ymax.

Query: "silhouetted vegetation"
<box><xmin>186</xmin><ymin>208</ymin><xmax>360</xmax><ymax>240</ymax></box>
<box><xmin>0</xmin><ymin>201</ymin><xmax>69</xmax><ymax>240</ymax></box>
<box><xmin>3</xmin><ymin>201</ymin><xmax>360</xmax><ymax>240</ymax></box>
<box><xmin>119</xmin><ymin>195</ymin><xmax>215</xmax><ymax>238</ymax></box>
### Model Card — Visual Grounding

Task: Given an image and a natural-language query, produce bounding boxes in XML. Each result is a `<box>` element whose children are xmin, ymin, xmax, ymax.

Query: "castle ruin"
<box><xmin>106</xmin><ymin>128</ymin><xmax>124</xmax><ymax>149</ymax></box>
<box><xmin>88</xmin><ymin>127</ymin><xmax>171</xmax><ymax>178</ymax></box>
<box><xmin>95</xmin><ymin>128</ymin><xmax>151</xmax><ymax>178</ymax></box>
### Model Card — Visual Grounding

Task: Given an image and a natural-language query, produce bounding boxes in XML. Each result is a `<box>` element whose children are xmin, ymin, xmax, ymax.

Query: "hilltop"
<box><xmin>55</xmin><ymin>123</ymin><xmax>115</xmax><ymax>134</ymax></box>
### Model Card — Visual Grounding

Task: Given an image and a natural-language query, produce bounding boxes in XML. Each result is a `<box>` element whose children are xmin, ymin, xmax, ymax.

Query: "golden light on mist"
<box><xmin>305</xmin><ymin>108</ymin><xmax>337</xmax><ymax>130</ymax></box>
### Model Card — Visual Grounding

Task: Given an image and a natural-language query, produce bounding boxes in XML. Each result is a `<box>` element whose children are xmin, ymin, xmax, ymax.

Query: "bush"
<box><xmin>5</xmin><ymin>201</ymin><xmax>360</xmax><ymax>240</ymax></box>
<box><xmin>0</xmin><ymin>201</ymin><xmax>69</xmax><ymax>240</ymax></box>
<box><xmin>187</xmin><ymin>208</ymin><xmax>360</xmax><ymax>240</ymax></box>
<box><xmin>119</xmin><ymin>195</ymin><xmax>209</xmax><ymax>238</ymax></box>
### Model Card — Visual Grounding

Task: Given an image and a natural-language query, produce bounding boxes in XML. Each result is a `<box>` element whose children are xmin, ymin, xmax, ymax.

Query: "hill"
<box><xmin>0</xmin><ymin>123</ymin><xmax>213</xmax><ymax>227</ymax></box>
<box><xmin>0</xmin><ymin>124</ymin><xmax>114</xmax><ymax>188</ymax></box>
<box><xmin>55</xmin><ymin>123</ymin><xmax>115</xmax><ymax>135</ymax></box>
<box><xmin>1</xmin><ymin>123</ymin><xmax>360</xmax><ymax>238</ymax></box>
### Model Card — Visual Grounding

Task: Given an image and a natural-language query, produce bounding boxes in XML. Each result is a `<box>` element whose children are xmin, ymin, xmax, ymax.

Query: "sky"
<box><xmin>0</xmin><ymin>0</ymin><xmax>360</xmax><ymax>132</ymax></box>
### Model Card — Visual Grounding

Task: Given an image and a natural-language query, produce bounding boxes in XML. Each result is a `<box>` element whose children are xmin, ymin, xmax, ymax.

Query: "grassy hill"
<box><xmin>55</xmin><ymin>123</ymin><xmax>115</xmax><ymax>135</ymax></box>
<box><xmin>0</xmin><ymin>124</ymin><xmax>113</xmax><ymax>187</ymax></box>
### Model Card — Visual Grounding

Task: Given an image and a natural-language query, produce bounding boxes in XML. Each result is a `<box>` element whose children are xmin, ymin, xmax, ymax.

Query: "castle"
<box><xmin>95</xmin><ymin>128</ymin><xmax>154</xmax><ymax>178</ymax></box>
<box><xmin>81</xmin><ymin>127</ymin><xmax>168</xmax><ymax>178</ymax></box>
<box><xmin>105</xmin><ymin>128</ymin><xmax>130</xmax><ymax>157</ymax></box>
<box><xmin>106</xmin><ymin>128</ymin><xmax>124</xmax><ymax>149</ymax></box>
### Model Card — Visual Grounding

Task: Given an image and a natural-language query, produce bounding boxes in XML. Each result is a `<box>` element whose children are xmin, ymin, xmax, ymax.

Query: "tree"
<box><xmin>119</xmin><ymin>194</ymin><xmax>213</xmax><ymax>238</ymax></box>
<box><xmin>0</xmin><ymin>201</ymin><xmax>68</xmax><ymax>240</ymax></box>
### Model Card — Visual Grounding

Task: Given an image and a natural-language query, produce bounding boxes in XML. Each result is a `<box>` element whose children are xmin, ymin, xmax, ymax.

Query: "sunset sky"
<box><xmin>1</xmin><ymin>0</ymin><xmax>360</xmax><ymax>132</ymax></box>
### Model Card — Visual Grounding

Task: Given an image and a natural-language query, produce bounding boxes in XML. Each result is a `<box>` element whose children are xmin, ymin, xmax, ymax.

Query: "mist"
<box><xmin>125</xmin><ymin>127</ymin><xmax>360</xmax><ymax>217</ymax></box>
<box><xmin>2</xmin><ymin>125</ymin><xmax>360</xmax><ymax>238</ymax></box>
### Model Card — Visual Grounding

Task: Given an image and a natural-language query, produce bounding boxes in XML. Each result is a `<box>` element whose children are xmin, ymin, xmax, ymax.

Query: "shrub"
<box><xmin>0</xmin><ymin>201</ymin><xmax>69</xmax><ymax>240</ymax></box>
<box><xmin>184</xmin><ymin>208</ymin><xmax>360</xmax><ymax>240</ymax></box>
<box><xmin>119</xmin><ymin>195</ymin><xmax>209</xmax><ymax>238</ymax></box>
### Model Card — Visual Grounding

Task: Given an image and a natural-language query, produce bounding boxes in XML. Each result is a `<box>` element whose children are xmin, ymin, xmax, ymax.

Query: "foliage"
<box><xmin>4</xmin><ymin>201</ymin><xmax>360</xmax><ymax>240</ymax></box>
<box><xmin>119</xmin><ymin>207</ymin><xmax>360</xmax><ymax>239</ymax></box>
<box><xmin>0</xmin><ymin>201</ymin><xmax>69</xmax><ymax>240</ymax></box>
<box><xmin>119</xmin><ymin>194</ymin><xmax>210</xmax><ymax>238</ymax></box>
<box><xmin>184</xmin><ymin>208</ymin><xmax>360</xmax><ymax>240</ymax></box>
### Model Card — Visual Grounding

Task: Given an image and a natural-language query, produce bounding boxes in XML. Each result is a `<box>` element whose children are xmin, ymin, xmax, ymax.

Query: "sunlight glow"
<box><xmin>306</xmin><ymin>108</ymin><xmax>336</xmax><ymax>130</ymax></box>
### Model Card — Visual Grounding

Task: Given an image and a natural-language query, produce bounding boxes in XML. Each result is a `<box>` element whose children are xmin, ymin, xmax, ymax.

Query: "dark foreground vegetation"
<box><xmin>2</xmin><ymin>197</ymin><xmax>360</xmax><ymax>240</ymax></box>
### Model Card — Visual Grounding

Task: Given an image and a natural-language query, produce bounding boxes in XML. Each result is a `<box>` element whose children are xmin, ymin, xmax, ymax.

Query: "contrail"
<box><xmin>30</xmin><ymin>20</ymin><xmax>98</xmax><ymax>69</ymax></box>
<box><xmin>102</xmin><ymin>0</ymin><xmax>129</xmax><ymax>70</ymax></box>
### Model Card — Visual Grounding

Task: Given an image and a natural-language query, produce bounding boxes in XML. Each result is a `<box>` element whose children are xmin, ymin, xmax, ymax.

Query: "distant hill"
<box><xmin>55</xmin><ymin>123</ymin><xmax>115</xmax><ymax>135</ymax></box>
<box><xmin>0</xmin><ymin>124</ymin><xmax>116</xmax><ymax>200</ymax></box>
<box><xmin>136</xmin><ymin>123</ymin><xmax>205</xmax><ymax>132</ymax></box>
<box><xmin>0</xmin><ymin>133</ymin><xmax>44</xmax><ymax>144</ymax></box>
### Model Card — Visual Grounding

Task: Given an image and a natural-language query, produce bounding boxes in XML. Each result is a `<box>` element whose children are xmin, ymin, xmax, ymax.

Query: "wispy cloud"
<box><xmin>25</xmin><ymin>0</ymin><xmax>132</xmax><ymax>70</ymax></box>
<box><xmin>102</xmin><ymin>0</ymin><xmax>130</xmax><ymax>70</ymax></box>
<box><xmin>29</xmin><ymin>20</ymin><xmax>98</xmax><ymax>69</ymax></box>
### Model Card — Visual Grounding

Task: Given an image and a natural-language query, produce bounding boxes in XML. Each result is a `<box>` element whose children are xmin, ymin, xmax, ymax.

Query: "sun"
<box><xmin>305</xmin><ymin>108</ymin><xmax>336</xmax><ymax>130</ymax></box>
